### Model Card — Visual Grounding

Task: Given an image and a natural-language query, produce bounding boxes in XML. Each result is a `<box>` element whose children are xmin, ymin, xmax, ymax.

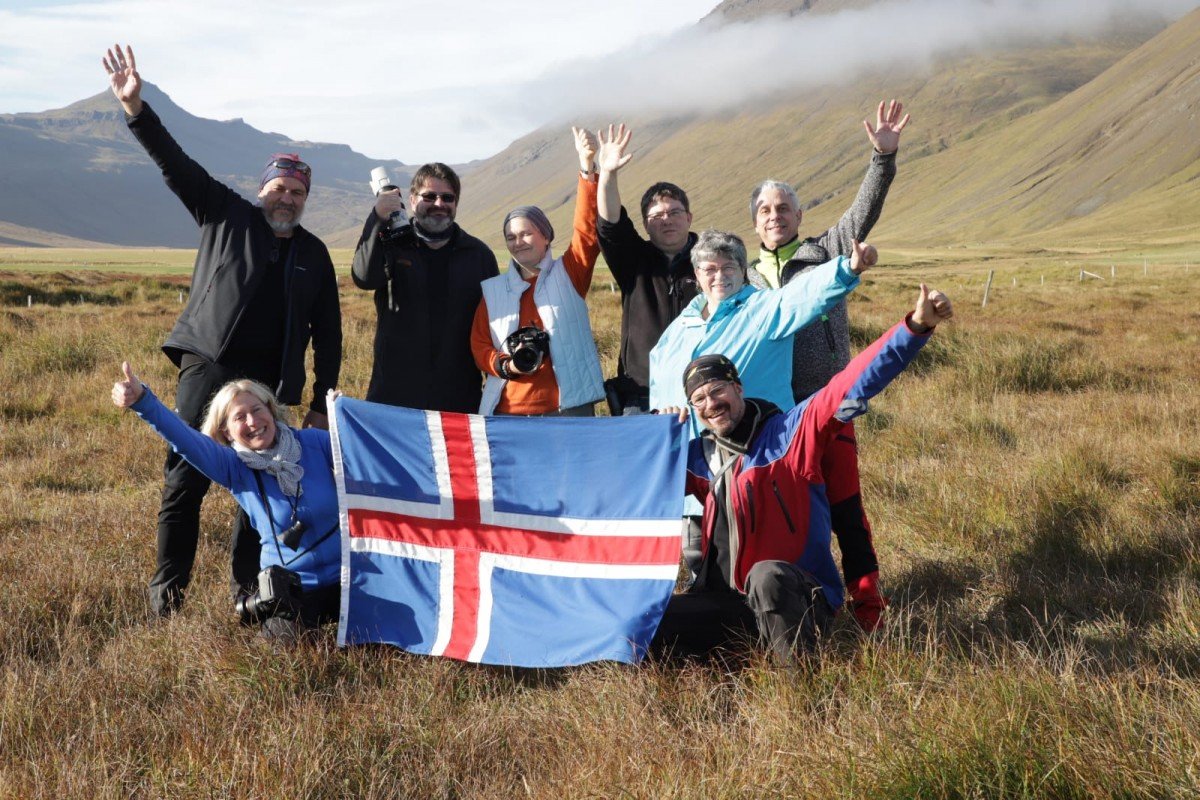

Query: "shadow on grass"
<box><xmin>0</xmin><ymin>280</ymin><xmax>123</xmax><ymax>307</ymax></box>
<box><xmin>887</xmin><ymin>513</ymin><xmax>1199</xmax><ymax>677</ymax></box>
<box><xmin>0</xmin><ymin>275</ymin><xmax>188</xmax><ymax>307</ymax></box>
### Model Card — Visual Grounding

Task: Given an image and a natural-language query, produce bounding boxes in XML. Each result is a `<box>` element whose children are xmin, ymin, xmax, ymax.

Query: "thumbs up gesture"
<box><xmin>111</xmin><ymin>361</ymin><xmax>145</xmax><ymax>408</ymax></box>
<box><xmin>911</xmin><ymin>283</ymin><xmax>953</xmax><ymax>331</ymax></box>
<box><xmin>850</xmin><ymin>239</ymin><xmax>878</xmax><ymax>275</ymax></box>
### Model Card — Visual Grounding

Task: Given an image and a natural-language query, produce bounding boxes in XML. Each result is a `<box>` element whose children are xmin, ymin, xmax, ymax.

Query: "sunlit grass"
<box><xmin>1</xmin><ymin>248</ymin><xmax>1198</xmax><ymax>798</ymax></box>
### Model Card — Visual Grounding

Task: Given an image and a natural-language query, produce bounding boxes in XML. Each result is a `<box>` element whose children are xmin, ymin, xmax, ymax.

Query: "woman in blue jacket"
<box><xmin>649</xmin><ymin>229</ymin><xmax>875</xmax><ymax>436</ymax></box>
<box><xmin>112</xmin><ymin>362</ymin><xmax>340</xmax><ymax>640</ymax></box>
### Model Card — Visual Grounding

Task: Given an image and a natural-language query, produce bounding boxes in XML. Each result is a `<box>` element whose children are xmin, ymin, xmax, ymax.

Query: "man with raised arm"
<box><xmin>652</xmin><ymin>284</ymin><xmax>952</xmax><ymax>663</ymax></box>
<box><xmin>596</xmin><ymin>124</ymin><xmax>698</xmax><ymax>415</ymax></box>
<box><xmin>747</xmin><ymin>100</ymin><xmax>910</xmax><ymax>632</ymax></box>
<box><xmin>352</xmin><ymin>161</ymin><xmax>499</xmax><ymax>413</ymax></box>
<box><xmin>102</xmin><ymin>44</ymin><xmax>342</xmax><ymax>616</ymax></box>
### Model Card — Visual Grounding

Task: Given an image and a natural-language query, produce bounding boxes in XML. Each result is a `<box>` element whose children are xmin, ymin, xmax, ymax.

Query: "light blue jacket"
<box><xmin>649</xmin><ymin>255</ymin><xmax>860</xmax><ymax>425</ymax></box>
<box><xmin>132</xmin><ymin>389</ymin><xmax>341</xmax><ymax>590</ymax></box>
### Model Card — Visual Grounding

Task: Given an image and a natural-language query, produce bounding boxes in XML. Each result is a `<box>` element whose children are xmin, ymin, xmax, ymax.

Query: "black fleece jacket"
<box><xmin>126</xmin><ymin>102</ymin><xmax>342</xmax><ymax>412</ymax></box>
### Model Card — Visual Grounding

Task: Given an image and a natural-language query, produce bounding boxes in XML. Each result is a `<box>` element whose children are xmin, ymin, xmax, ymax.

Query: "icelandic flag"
<box><xmin>330</xmin><ymin>398</ymin><xmax>686</xmax><ymax>667</ymax></box>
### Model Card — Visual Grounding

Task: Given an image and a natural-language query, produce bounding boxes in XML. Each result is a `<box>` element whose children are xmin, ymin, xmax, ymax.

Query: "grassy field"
<box><xmin>1</xmin><ymin>247</ymin><xmax>1198</xmax><ymax>798</ymax></box>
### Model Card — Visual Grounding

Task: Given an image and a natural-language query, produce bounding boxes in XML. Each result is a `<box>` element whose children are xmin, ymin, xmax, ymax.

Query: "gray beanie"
<box><xmin>503</xmin><ymin>205</ymin><xmax>554</xmax><ymax>242</ymax></box>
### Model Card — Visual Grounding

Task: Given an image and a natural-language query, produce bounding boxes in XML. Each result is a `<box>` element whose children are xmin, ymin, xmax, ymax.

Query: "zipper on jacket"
<box><xmin>822</xmin><ymin>315</ymin><xmax>837</xmax><ymax>358</ymax></box>
<box><xmin>772</xmin><ymin>480</ymin><xmax>797</xmax><ymax>534</ymax></box>
<box><xmin>744</xmin><ymin>484</ymin><xmax>756</xmax><ymax>531</ymax></box>
<box><xmin>276</xmin><ymin>243</ymin><xmax>297</xmax><ymax>395</ymax></box>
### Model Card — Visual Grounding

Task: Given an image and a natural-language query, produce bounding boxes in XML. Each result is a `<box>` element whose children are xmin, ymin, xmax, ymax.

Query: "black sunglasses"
<box><xmin>417</xmin><ymin>191</ymin><xmax>457</xmax><ymax>204</ymax></box>
<box><xmin>268</xmin><ymin>158</ymin><xmax>311</xmax><ymax>176</ymax></box>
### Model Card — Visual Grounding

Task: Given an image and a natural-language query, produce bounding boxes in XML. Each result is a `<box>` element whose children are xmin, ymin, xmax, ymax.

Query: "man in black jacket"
<box><xmin>352</xmin><ymin>163</ymin><xmax>498</xmax><ymax>412</ymax></box>
<box><xmin>104</xmin><ymin>45</ymin><xmax>342</xmax><ymax>616</ymax></box>
<box><xmin>595</xmin><ymin>124</ymin><xmax>698</xmax><ymax>415</ymax></box>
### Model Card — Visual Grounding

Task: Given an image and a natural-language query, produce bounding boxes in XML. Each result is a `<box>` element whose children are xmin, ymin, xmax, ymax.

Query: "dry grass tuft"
<box><xmin>1</xmin><ymin>253</ymin><xmax>1198</xmax><ymax>798</ymax></box>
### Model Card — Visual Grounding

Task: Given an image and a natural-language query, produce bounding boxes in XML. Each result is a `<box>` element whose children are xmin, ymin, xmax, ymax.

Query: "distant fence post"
<box><xmin>982</xmin><ymin>270</ymin><xmax>995</xmax><ymax>307</ymax></box>
<box><xmin>27</xmin><ymin>295</ymin><xmax>32</xmax><ymax>308</ymax></box>
<box><xmin>179</xmin><ymin>291</ymin><xmax>184</xmax><ymax>304</ymax></box>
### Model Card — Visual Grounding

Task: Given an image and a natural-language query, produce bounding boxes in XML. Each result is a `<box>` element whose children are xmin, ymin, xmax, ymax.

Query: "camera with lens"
<box><xmin>236</xmin><ymin>564</ymin><xmax>303</xmax><ymax>624</ymax></box>
<box><xmin>504</xmin><ymin>325</ymin><xmax>550</xmax><ymax>374</ymax></box>
<box><xmin>369</xmin><ymin>166</ymin><xmax>414</xmax><ymax>245</ymax></box>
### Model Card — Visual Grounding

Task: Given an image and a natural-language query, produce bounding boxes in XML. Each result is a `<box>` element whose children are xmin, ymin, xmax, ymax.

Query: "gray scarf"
<box><xmin>233</xmin><ymin>423</ymin><xmax>304</xmax><ymax>498</ymax></box>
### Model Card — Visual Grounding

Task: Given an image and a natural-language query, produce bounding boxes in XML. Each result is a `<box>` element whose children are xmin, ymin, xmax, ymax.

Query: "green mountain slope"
<box><xmin>455</xmin><ymin>10</ymin><xmax>1198</xmax><ymax>255</ymax></box>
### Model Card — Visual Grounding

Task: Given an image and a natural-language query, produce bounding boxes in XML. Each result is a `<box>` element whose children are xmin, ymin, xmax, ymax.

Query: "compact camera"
<box><xmin>505</xmin><ymin>325</ymin><xmax>550</xmax><ymax>374</ymax></box>
<box><xmin>369</xmin><ymin>166</ymin><xmax>414</xmax><ymax>245</ymax></box>
<box><xmin>235</xmin><ymin>565</ymin><xmax>303</xmax><ymax>624</ymax></box>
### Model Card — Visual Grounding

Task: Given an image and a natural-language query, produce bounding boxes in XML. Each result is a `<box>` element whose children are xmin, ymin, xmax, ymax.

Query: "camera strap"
<box><xmin>252</xmin><ymin>469</ymin><xmax>288</xmax><ymax>567</ymax></box>
<box><xmin>251</xmin><ymin>469</ymin><xmax>337</xmax><ymax>567</ymax></box>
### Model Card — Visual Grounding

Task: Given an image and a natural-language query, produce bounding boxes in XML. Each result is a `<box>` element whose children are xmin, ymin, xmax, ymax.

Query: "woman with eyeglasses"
<box><xmin>112</xmin><ymin>363</ymin><xmax>341</xmax><ymax>642</ymax></box>
<box><xmin>648</xmin><ymin>229</ymin><xmax>875</xmax><ymax>426</ymax></box>
<box><xmin>470</xmin><ymin>125</ymin><xmax>628</xmax><ymax>416</ymax></box>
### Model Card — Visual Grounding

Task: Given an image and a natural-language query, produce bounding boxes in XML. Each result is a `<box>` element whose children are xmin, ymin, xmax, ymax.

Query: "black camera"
<box><xmin>369</xmin><ymin>166</ymin><xmax>414</xmax><ymax>245</ymax></box>
<box><xmin>236</xmin><ymin>565</ymin><xmax>303</xmax><ymax>624</ymax></box>
<box><xmin>505</xmin><ymin>325</ymin><xmax>550</xmax><ymax>373</ymax></box>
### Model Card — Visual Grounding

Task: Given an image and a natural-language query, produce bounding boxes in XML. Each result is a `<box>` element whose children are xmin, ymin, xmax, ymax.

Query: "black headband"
<box><xmin>683</xmin><ymin>354</ymin><xmax>741</xmax><ymax>398</ymax></box>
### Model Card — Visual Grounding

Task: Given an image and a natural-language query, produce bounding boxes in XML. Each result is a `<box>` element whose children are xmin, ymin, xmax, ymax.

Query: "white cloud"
<box><xmin>0</xmin><ymin>0</ymin><xmax>716</xmax><ymax>161</ymax></box>
<box><xmin>1</xmin><ymin>0</ymin><xmax>1196</xmax><ymax>162</ymax></box>
<box><xmin>515</xmin><ymin>0</ymin><xmax>1200</xmax><ymax>120</ymax></box>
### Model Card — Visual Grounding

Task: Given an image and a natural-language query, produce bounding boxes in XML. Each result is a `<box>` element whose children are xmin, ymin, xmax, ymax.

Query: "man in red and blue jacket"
<box><xmin>650</xmin><ymin>284</ymin><xmax>953</xmax><ymax>662</ymax></box>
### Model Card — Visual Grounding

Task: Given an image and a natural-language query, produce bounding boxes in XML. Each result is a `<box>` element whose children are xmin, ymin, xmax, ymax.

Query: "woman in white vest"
<box><xmin>471</xmin><ymin>125</ymin><xmax>629</xmax><ymax>416</ymax></box>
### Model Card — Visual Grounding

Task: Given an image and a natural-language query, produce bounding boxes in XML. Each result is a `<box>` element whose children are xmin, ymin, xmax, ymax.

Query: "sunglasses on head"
<box><xmin>268</xmin><ymin>158</ymin><xmax>311</xmax><ymax>176</ymax></box>
<box><xmin>417</xmin><ymin>191</ymin><xmax>457</xmax><ymax>204</ymax></box>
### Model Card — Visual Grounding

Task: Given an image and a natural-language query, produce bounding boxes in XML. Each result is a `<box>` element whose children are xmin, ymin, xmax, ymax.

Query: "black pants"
<box><xmin>148</xmin><ymin>358</ymin><xmax>264</xmax><ymax>616</ymax></box>
<box><xmin>649</xmin><ymin>560</ymin><xmax>834</xmax><ymax>663</ymax></box>
<box><xmin>604</xmin><ymin>377</ymin><xmax>649</xmax><ymax>416</ymax></box>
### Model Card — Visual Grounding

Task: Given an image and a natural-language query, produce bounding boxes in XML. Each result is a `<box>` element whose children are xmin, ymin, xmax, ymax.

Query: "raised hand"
<box><xmin>102</xmin><ymin>43</ymin><xmax>143</xmax><ymax>116</ymax></box>
<box><xmin>850</xmin><ymin>239</ymin><xmax>878</xmax><ymax>275</ymax></box>
<box><xmin>911</xmin><ymin>283</ymin><xmax>953</xmax><ymax>330</ymax></box>
<box><xmin>863</xmin><ymin>99</ymin><xmax>909</xmax><ymax>155</ymax></box>
<box><xmin>596</xmin><ymin>123</ymin><xmax>633</xmax><ymax>174</ymax></box>
<box><xmin>112</xmin><ymin>361</ymin><xmax>145</xmax><ymax>408</ymax></box>
<box><xmin>572</xmin><ymin>126</ymin><xmax>599</xmax><ymax>174</ymax></box>
<box><xmin>374</xmin><ymin>188</ymin><xmax>405</xmax><ymax>222</ymax></box>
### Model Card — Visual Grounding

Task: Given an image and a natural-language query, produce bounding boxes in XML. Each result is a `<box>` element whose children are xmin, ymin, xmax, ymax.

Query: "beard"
<box><xmin>414</xmin><ymin>209</ymin><xmax>454</xmax><ymax>235</ymax></box>
<box><xmin>261</xmin><ymin>202</ymin><xmax>303</xmax><ymax>234</ymax></box>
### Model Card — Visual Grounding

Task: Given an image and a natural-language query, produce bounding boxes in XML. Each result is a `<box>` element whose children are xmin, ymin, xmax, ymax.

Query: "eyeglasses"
<box><xmin>267</xmin><ymin>158</ymin><xmax>311</xmax><ymax>176</ymax></box>
<box><xmin>688</xmin><ymin>381</ymin><xmax>735</xmax><ymax>408</ymax></box>
<box><xmin>695</xmin><ymin>263</ymin><xmax>739</xmax><ymax>278</ymax></box>
<box><xmin>646</xmin><ymin>208</ymin><xmax>687</xmax><ymax>223</ymax></box>
<box><xmin>417</xmin><ymin>191</ymin><xmax>457</xmax><ymax>204</ymax></box>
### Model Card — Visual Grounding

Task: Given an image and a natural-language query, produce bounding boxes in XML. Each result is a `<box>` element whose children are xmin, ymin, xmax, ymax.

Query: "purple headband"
<box><xmin>259</xmin><ymin>153</ymin><xmax>311</xmax><ymax>192</ymax></box>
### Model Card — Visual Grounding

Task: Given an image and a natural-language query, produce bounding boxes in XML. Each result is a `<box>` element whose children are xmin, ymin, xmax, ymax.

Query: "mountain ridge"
<box><xmin>2</xmin><ymin>3</ymin><xmax>1197</xmax><ymax>252</ymax></box>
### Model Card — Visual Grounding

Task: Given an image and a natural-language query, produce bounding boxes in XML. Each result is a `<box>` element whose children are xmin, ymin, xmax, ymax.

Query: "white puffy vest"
<box><xmin>479</xmin><ymin>252</ymin><xmax>604</xmax><ymax>415</ymax></box>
